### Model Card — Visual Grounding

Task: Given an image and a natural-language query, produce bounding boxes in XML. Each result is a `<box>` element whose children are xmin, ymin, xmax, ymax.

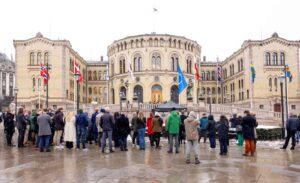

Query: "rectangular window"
<box><xmin>291</xmin><ymin>105</ymin><xmax>296</xmax><ymax>110</ymax></box>
<box><xmin>259</xmin><ymin>105</ymin><xmax>264</xmax><ymax>109</ymax></box>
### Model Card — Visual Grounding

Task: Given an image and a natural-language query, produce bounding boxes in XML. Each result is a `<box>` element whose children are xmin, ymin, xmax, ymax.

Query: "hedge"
<box><xmin>256</xmin><ymin>128</ymin><xmax>282</xmax><ymax>140</ymax></box>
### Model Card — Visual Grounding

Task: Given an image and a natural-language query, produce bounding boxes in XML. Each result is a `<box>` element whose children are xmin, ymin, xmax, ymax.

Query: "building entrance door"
<box><xmin>151</xmin><ymin>85</ymin><xmax>162</xmax><ymax>104</ymax></box>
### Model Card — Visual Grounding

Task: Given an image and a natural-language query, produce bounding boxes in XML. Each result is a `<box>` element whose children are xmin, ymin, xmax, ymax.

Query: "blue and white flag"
<box><xmin>178</xmin><ymin>64</ymin><xmax>188</xmax><ymax>94</ymax></box>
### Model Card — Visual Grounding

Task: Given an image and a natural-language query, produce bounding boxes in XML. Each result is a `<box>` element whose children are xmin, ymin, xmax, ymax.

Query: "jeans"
<box><xmin>39</xmin><ymin>135</ymin><xmax>51</xmax><ymax>150</ymax></box>
<box><xmin>283</xmin><ymin>130</ymin><xmax>296</xmax><ymax>148</ymax></box>
<box><xmin>295</xmin><ymin>131</ymin><xmax>300</xmax><ymax>142</ymax></box>
<box><xmin>93</xmin><ymin>125</ymin><xmax>98</xmax><ymax>143</ymax></box>
<box><xmin>98</xmin><ymin>132</ymin><xmax>103</xmax><ymax>147</ymax></box>
<box><xmin>138</xmin><ymin>128</ymin><xmax>146</xmax><ymax>149</ymax></box>
<box><xmin>119</xmin><ymin>134</ymin><xmax>128</xmax><ymax>150</ymax></box>
<box><xmin>5</xmin><ymin>131</ymin><xmax>14</xmax><ymax>146</ymax></box>
<box><xmin>101</xmin><ymin>131</ymin><xmax>113</xmax><ymax>151</ymax></box>
<box><xmin>186</xmin><ymin>140</ymin><xmax>199</xmax><ymax>160</ymax></box>
<box><xmin>209</xmin><ymin>136</ymin><xmax>216</xmax><ymax>148</ymax></box>
<box><xmin>153</xmin><ymin>132</ymin><xmax>161</xmax><ymax>147</ymax></box>
<box><xmin>169</xmin><ymin>134</ymin><xmax>179</xmax><ymax>152</ymax></box>
<box><xmin>76</xmin><ymin>126</ymin><xmax>87</xmax><ymax>149</ymax></box>
<box><xmin>18</xmin><ymin>129</ymin><xmax>25</xmax><ymax>147</ymax></box>
<box><xmin>219</xmin><ymin>138</ymin><xmax>228</xmax><ymax>154</ymax></box>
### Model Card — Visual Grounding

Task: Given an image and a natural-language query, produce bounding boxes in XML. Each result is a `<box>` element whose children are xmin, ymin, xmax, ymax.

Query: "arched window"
<box><xmin>171</xmin><ymin>54</ymin><xmax>179</xmax><ymax>71</ymax></box>
<box><xmin>240</xmin><ymin>59</ymin><xmax>244</xmax><ymax>71</ymax></box>
<box><xmin>218</xmin><ymin>87</ymin><xmax>221</xmax><ymax>94</ymax></box>
<box><xmin>212</xmin><ymin>87</ymin><xmax>216</xmax><ymax>94</ymax></box>
<box><xmin>211</xmin><ymin>71</ymin><xmax>216</xmax><ymax>80</ymax></box>
<box><xmin>119</xmin><ymin>57</ymin><xmax>126</xmax><ymax>74</ymax></box>
<box><xmin>151</xmin><ymin>85</ymin><xmax>162</xmax><ymax>103</ymax></box>
<box><xmin>212</xmin><ymin>98</ymin><xmax>216</xmax><ymax>104</ymax></box>
<box><xmin>280</xmin><ymin>52</ymin><xmax>285</xmax><ymax>65</ymax></box>
<box><xmin>232</xmin><ymin>64</ymin><xmax>234</xmax><ymax>75</ymax></box>
<box><xmin>32</xmin><ymin>77</ymin><xmax>36</xmax><ymax>91</ymax></box>
<box><xmin>265</xmin><ymin>52</ymin><xmax>271</xmax><ymax>65</ymax></box>
<box><xmin>186</xmin><ymin>86</ymin><xmax>193</xmax><ymax>98</ymax></box>
<box><xmin>94</xmin><ymin>87</ymin><xmax>97</xmax><ymax>94</ymax></box>
<box><xmin>274</xmin><ymin>78</ymin><xmax>278</xmax><ymax>91</ymax></box>
<box><xmin>272</xmin><ymin>52</ymin><xmax>278</xmax><ymax>65</ymax></box>
<box><xmin>170</xmin><ymin>85</ymin><xmax>179</xmax><ymax>103</ymax></box>
<box><xmin>238</xmin><ymin>60</ymin><xmax>240</xmax><ymax>72</ymax></box>
<box><xmin>201</xmin><ymin>87</ymin><xmax>205</xmax><ymax>95</ymax></box>
<box><xmin>37</xmin><ymin>52</ymin><xmax>42</xmax><ymax>65</ymax></box>
<box><xmin>269</xmin><ymin>78</ymin><xmax>272</xmax><ymax>91</ymax></box>
<box><xmin>88</xmin><ymin>71</ymin><xmax>92</xmax><ymax>80</ymax></box>
<box><xmin>186</xmin><ymin>56</ymin><xmax>192</xmax><ymax>74</ymax></box>
<box><xmin>206</xmin><ymin>71</ymin><xmax>210</xmax><ymax>81</ymax></box>
<box><xmin>201</xmin><ymin>71</ymin><xmax>205</xmax><ymax>81</ymax></box>
<box><xmin>133</xmin><ymin>54</ymin><xmax>142</xmax><ymax>71</ymax></box>
<box><xmin>99</xmin><ymin>87</ymin><xmax>102</xmax><ymax>94</ymax></box>
<box><xmin>38</xmin><ymin>78</ymin><xmax>41</xmax><ymax>91</ymax></box>
<box><xmin>134</xmin><ymin>85</ymin><xmax>143</xmax><ymax>103</ymax></box>
<box><xmin>88</xmin><ymin>87</ymin><xmax>92</xmax><ymax>95</ymax></box>
<box><xmin>30</xmin><ymin>52</ymin><xmax>35</xmax><ymax>65</ymax></box>
<box><xmin>152</xmin><ymin>53</ymin><xmax>161</xmax><ymax>70</ymax></box>
<box><xmin>111</xmin><ymin>61</ymin><xmax>115</xmax><ymax>75</ymax></box>
<box><xmin>93</xmin><ymin>71</ymin><xmax>97</xmax><ymax>80</ymax></box>
<box><xmin>120</xmin><ymin>86</ymin><xmax>127</xmax><ymax>98</ymax></box>
<box><xmin>149</xmin><ymin>39</ymin><xmax>153</xmax><ymax>47</ymax></box>
<box><xmin>98</xmin><ymin>71</ymin><xmax>102</xmax><ymax>80</ymax></box>
<box><xmin>44</xmin><ymin>52</ymin><xmax>49</xmax><ymax>65</ymax></box>
<box><xmin>207</xmin><ymin>87</ymin><xmax>211</xmax><ymax>94</ymax></box>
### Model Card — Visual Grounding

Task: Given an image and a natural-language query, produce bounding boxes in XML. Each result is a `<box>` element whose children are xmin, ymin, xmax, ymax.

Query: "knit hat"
<box><xmin>188</xmin><ymin>111</ymin><xmax>196</xmax><ymax>119</ymax></box>
<box><xmin>155</xmin><ymin>112</ymin><xmax>161</xmax><ymax>117</ymax></box>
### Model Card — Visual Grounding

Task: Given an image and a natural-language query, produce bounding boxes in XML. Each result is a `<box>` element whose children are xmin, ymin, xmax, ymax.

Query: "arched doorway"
<box><xmin>151</xmin><ymin>85</ymin><xmax>162</xmax><ymax>104</ymax></box>
<box><xmin>274</xmin><ymin>103</ymin><xmax>281</xmax><ymax>112</ymax></box>
<box><xmin>170</xmin><ymin>85</ymin><xmax>179</xmax><ymax>104</ymax></box>
<box><xmin>134</xmin><ymin>85</ymin><xmax>143</xmax><ymax>103</ymax></box>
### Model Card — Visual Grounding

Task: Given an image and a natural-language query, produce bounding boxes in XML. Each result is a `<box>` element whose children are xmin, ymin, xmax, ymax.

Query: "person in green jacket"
<box><xmin>166</xmin><ymin>107</ymin><xmax>180</xmax><ymax>153</ymax></box>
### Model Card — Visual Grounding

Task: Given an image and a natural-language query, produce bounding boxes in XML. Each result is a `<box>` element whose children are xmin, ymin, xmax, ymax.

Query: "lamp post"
<box><xmin>279</xmin><ymin>73</ymin><xmax>285</xmax><ymax>138</ymax></box>
<box><xmin>14</xmin><ymin>87</ymin><xmax>18</xmax><ymax>118</ymax></box>
<box><xmin>75</xmin><ymin>73</ymin><xmax>80</xmax><ymax>114</ymax></box>
<box><xmin>119</xmin><ymin>92</ymin><xmax>124</xmax><ymax>111</ymax></box>
<box><xmin>208</xmin><ymin>92</ymin><xmax>212</xmax><ymax>115</ymax></box>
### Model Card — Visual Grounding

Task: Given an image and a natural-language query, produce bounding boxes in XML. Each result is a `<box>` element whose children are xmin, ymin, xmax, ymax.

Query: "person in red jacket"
<box><xmin>147</xmin><ymin>112</ymin><xmax>155</xmax><ymax>147</ymax></box>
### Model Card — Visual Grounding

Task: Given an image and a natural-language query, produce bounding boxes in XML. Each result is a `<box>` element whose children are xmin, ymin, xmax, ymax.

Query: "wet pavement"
<box><xmin>0</xmin><ymin>134</ymin><xmax>300</xmax><ymax>183</ymax></box>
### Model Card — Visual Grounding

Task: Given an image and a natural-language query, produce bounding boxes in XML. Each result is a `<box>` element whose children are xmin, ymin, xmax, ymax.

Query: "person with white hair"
<box><xmin>100</xmin><ymin>107</ymin><xmax>114</xmax><ymax>153</ymax></box>
<box><xmin>184</xmin><ymin>111</ymin><xmax>200</xmax><ymax>164</ymax></box>
<box><xmin>64</xmin><ymin>111</ymin><xmax>76</xmax><ymax>149</ymax></box>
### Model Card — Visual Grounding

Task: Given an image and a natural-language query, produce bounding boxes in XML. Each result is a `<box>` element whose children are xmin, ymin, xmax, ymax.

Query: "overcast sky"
<box><xmin>1</xmin><ymin>0</ymin><xmax>300</xmax><ymax>61</ymax></box>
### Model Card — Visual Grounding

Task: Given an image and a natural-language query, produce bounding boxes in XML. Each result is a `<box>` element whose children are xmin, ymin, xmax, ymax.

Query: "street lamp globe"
<box><xmin>14</xmin><ymin>87</ymin><xmax>18</xmax><ymax>95</ymax></box>
<box><xmin>279</xmin><ymin>73</ymin><xmax>285</xmax><ymax>84</ymax></box>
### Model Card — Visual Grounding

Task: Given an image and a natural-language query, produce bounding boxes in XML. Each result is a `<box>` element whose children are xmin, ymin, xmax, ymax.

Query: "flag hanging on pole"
<box><xmin>74</xmin><ymin>61</ymin><xmax>83</xmax><ymax>82</ymax></box>
<box><xmin>178</xmin><ymin>64</ymin><xmax>188</xmax><ymax>94</ymax></box>
<box><xmin>217</xmin><ymin>63</ymin><xmax>222</xmax><ymax>81</ymax></box>
<box><xmin>128</xmin><ymin>59</ymin><xmax>134</xmax><ymax>79</ymax></box>
<box><xmin>194</xmin><ymin>62</ymin><xmax>200</xmax><ymax>81</ymax></box>
<box><xmin>40</xmin><ymin>63</ymin><xmax>50</xmax><ymax>84</ymax></box>
<box><xmin>286</xmin><ymin>64</ymin><xmax>293</xmax><ymax>82</ymax></box>
<box><xmin>250</xmin><ymin>63</ymin><xmax>256</xmax><ymax>83</ymax></box>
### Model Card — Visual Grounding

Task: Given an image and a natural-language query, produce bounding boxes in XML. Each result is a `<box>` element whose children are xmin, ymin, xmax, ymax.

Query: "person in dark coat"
<box><xmin>91</xmin><ymin>109</ymin><xmax>99</xmax><ymax>144</ymax></box>
<box><xmin>217</xmin><ymin>115</ymin><xmax>229</xmax><ymax>155</ymax></box>
<box><xmin>207</xmin><ymin>115</ymin><xmax>216</xmax><ymax>149</ymax></box>
<box><xmin>241</xmin><ymin>110</ymin><xmax>256</xmax><ymax>156</ymax></box>
<box><xmin>115</xmin><ymin>114</ymin><xmax>130</xmax><ymax>151</ymax></box>
<box><xmin>75</xmin><ymin>109</ymin><xmax>89</xmax><ymax>150</ymax></box>
<box><xmin>113</xmin><ymin>112</ymin><xmax>120</xmax><ymax>148</ymax></box>
<box><xmin>281</xmin><ymin>114</ymin><xmax>299</xmax><ymax>150</ymax></box>
<box><xmin>100</xmin><ymin>107</ymin><xmax>114</xmax><ymax>153</ymax></box>
<box><xmin>53</xmin><ymin>108</ymin><xmax>64</xmax><ymax>147</ymax></box>
<box><xmin>179</xmin><ymin>111</ymin><xmax>187</xmax><ymax>146</ymax></box>
<box><xmin>16</xmin><ymin>108</ymin><xmax>27</xmax><ymax>148</ymax></box>
<box><xmin>3</xmin><ymin>108</ymin><xmax>15</xmax><ymax>146</ymax></box>
<box><xmin>230</xmin><ymin>114</ymin><xmax>239</xmax><ymax>128</ymax></box>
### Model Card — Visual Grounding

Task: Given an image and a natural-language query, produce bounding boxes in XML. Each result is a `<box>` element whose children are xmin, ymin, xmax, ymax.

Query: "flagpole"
<box><xmin>38</xmin><ymin>81</ymin><xmax>41</xmax><ymax>109</ymax></box>
<box><xmin>250</xmin><ymin>63</ymin><xmax>253</xmax><ymax>110</ymax></box>
<box><xmin>284</xmin><ymin>65</ymin><xmax>289</xmax><ymax>122</ymax></box>
<box><xmin>216</xmin><ymin>57</ymin><xmax>219</xmax><ymax>105</ymax></box>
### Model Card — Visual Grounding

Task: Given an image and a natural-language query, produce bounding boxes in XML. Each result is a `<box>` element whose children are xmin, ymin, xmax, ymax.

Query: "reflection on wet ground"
<box><xmin>0</xmin><ymin>136</ymin><xmax>300</xmax><ymax>183</ymax></box>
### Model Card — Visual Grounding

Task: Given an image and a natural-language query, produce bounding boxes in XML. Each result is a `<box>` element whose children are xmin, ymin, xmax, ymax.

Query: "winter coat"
<box><xmin>75</xmin><ymin>112</ymin><xmax>89</xmax><ymax>128</ymax></box>
<box><xmin>96</xmin><ymin>112</ymin><xmax>104</xmax><ymax>132</ymax></box>
<box><xmin>131</xmin><ymin>116</ymin><xmax>138</xmax><ymax>132</ymax></box>
<box><xmin>64</xmin><ymin>116</ymin><xmax>76</xmax><ymax>142</ymax></box>
<box><xmin>180</xmin><ymin>114</ymin><xmax>187</xmax><ymax>137</ymax></box>
<box><xmin>3</xmin><ymin>112</ymin><xmax>15</xmax><ymax>133</ymax></box>
<box><xmin>230</xmin><ymin>117</ymin><xmax>239</xmax><ymax>128</ymax></box>
<box><xmin>152</xmin><ymin>116</ymin><xmax>163</xmax><ymax>133</ymax></box>
<box><xmin>241</xmin><ymin>115</ymin><xmax>256</xmax><ymax>140</ymax></box>
<box><xmin>91</xmin><ymin>112</ymin><xmax>98</xmax><ymax>128</ymax></box>
<box><xmin>200</xmin><ymin>117</ymin><xmax>209</xmax><ymax>130</ymax></box>
<box><xmin>207</xmin><ymin>119</ymin><xmax>216</xmax><ymax>137</ymax></box>
<box><xmin>184</xmin><ymin>117</ymin><xmax>199</xmax><ymax>140</ymax></box>
<box><xmin>286</xmin><ymin>117</ymin><xmax>299</xmax><ymax>132</ymax></box>
<box><xmin>37</xmin><ymin>113</ymin><xmax>52</xmax><ymax>136</ymax></box>
<box><xmin>217</xmin><ymin>120</ymin><xmax>229</xmax><ymax>140</ymax></box>
<box><xmin>100</xmin><ymin>112</ymin><xmax>114</xmax><ymax>131</ymax></box>
<box><xmin>29</xmin><ymin>112</ymin><xmax>38</xmax><ymax>132</ymax></box>
<box><xmin>136</xmin><ymin>117</ymin><xmax>146</xmax><ymax>130</ymax></box>
<box><xmin>147</xmin><ymin>117</ymin><xmax>154</xmax><ymax>135</ymax></box>
<box><xmin>53</xmin><ymin>111</ymin><xmax>64</xmax><ymax>131</ymax></box>
<box><xmin>115</xmin><ymin>114</ymin><xmax>130</xmax><ymax>136</ymax></box>
<box><xmin>166</xmin><ymin>111</ymin><xmax>180</xmax><ymax>134</ymax></box>
<box><xmin>16</xmin><ymin>114</ymin><xmax>27</xmax><ymax>130</ymax></box>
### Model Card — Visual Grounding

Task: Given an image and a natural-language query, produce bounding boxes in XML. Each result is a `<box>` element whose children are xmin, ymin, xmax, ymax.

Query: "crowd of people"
<box><xmin>0</xmin><ymin>106</ymin><xmax>299</xmax><ymax>164</ymax></box>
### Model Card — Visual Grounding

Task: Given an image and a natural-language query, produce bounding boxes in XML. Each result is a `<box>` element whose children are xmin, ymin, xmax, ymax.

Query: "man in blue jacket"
<box><xmin>198</xmin><ymin>113</ymin><xmax>208</xmax><ymax>143</ymax></box>
<box><xmin>281</xmin><ymin>114</ymin><xmax>299</xmax><ymax>150</ymax></box>
<box><xmin>76</xmin><ymin>109</ymin><xmax>89</xmax><ymax>150</ymax></box>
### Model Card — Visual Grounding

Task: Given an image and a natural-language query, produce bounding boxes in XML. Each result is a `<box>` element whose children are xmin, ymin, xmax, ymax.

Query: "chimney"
<box><xmin>203</xmin><ymin>56</ymin><xmax>206</xmax><ymax>62</ymax></box>
<box><xmin>101</xmin><ymin>55</ymin><xmax>103</xmax><ymax>62</ymax></box>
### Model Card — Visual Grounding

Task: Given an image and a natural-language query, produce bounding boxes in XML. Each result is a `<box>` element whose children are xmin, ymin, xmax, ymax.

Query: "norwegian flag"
<box><xmin>194</xmin><ymin>63</ymin><xmax>200</xmax><ymax>81</ymax></box>
<box><xmin>217</xmin><ymin>63</ymin><xmax>222</xmax><ymax>81</ymax></box>
<box><xmin>74</xmin><ymin>61</ymin><xmax>83</xmax><ymax>82</ymax></box>
<box><xmin>40</xmin><ymin>64</ymin><xmax>50</xmax><ymax>84</ymax></box>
